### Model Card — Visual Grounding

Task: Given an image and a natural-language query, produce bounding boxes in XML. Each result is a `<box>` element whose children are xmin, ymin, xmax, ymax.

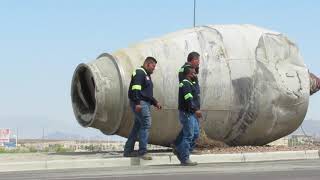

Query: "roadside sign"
<box><xmin>3</xmin><ymin>136</ymin><xmax>17</xmax><ymax>148</ymax></box>
<box><xmin>0</xmin><ymin>129</ymin><xmax>11</xmax><ymax>143</ymax></box>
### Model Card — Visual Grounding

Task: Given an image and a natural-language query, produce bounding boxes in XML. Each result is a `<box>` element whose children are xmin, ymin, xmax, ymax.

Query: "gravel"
<box><xmin>197</xmin><ymin>145</ymin><xmax>320</xmax><ymax>154</ymax></box>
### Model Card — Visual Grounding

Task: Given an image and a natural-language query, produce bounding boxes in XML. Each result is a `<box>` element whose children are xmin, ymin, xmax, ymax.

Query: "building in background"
<box><xmin>268</xmin><ymin>136</ymin><xmax>289</xmax><ymax>146</ymax></box>
<box><xmin>289</xmin><ymin>134</ymin><xmax>313</xmax><ymax>146</ymax></box>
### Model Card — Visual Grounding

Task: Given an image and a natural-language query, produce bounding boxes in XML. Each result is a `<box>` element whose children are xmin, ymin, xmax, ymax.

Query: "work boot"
<box><xmin>123</xmin><ymin>151</ymin><xmax>138</xmax><ymax>157</ymax></box>
<box><xmin>140</xmin><ymin>153</ymin><xmax>153</xmax><ymax>160</ymax></box>
<box><xmin>181</xmin><ymin>159</ymin><xmax>198</xmax><ymax>166</ymax></box>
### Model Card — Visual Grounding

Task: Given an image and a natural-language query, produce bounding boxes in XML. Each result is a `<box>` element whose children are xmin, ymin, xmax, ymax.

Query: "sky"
<box><xmin>0</xmin><ymin>0</ymin><xmax>319</xmax><ymax>138</ymax></box>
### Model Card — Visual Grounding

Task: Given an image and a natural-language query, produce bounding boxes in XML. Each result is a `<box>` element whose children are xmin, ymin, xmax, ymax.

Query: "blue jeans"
<box><xmin>174</xmin><ymin>114</ymin><xmax>199</xmax><ymax>152</ymax></box>
<box><xmin>174</xmin><ymin>111</ymin><xmax>198</xmax><ymax>162</ymax></box>
<box><xmin>124</xmin><ymin>101</ymin><xmax>151</xmax><ymax>155</ymax></box>
<box><xmin>190</xmin><ymin>117</ymin><xmax>199</xmax><ymax>152</ymax></box>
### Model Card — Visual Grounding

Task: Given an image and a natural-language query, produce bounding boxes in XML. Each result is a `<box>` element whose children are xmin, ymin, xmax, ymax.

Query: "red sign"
<box><xmin>0</xmin><ymin>129</ymin><xmax>11</xmax><ymax>143</ymax></box>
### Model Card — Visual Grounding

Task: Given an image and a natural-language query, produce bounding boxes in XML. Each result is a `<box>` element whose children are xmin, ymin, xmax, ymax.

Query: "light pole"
<box><xmin>193</xmin><ymin>0</ymin><xmax>196</xmax><ymax>27</ymax></box>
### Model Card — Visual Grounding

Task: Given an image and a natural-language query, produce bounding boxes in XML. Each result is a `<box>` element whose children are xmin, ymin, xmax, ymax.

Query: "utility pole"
<box><xmin>16</xmin><ymin>128</ymin><xmax>18</xmax><ymax>145</ymax></box>
<box><xmin>193</xmin><ymin>0</ymin><xmax>196</xmax><ymax>27</ymax></box>
<box><xmin>42</xmin><ymin>128</ymin><xmax>45</xmax><ymax>150</ymax></box>
<box><xmin>42</xmin><ymin>128</ymin><xmax>45</xmax><ymax>140</ymax></box>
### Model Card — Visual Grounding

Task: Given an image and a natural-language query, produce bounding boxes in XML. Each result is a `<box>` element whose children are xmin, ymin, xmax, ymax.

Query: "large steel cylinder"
<box><xmin>71</xmin><ymin>24</ymin><xmax>310</xmax><ymax>146</ymax></box>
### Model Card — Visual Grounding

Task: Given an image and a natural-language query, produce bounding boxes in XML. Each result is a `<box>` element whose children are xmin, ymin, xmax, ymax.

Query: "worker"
<box><xmin>174</xmin><ymin>66</ymin><xmax>201</xmax><ymax>166</ymax></box>
<box><xmin>175</xmin><ymin>52</ymin><xmax>202</xmax><ymax>153</ymax></box>
<box><xmin>124</xmin><ymin>56</ymin><xmax>162</xmax><ymax>160</ymax></box>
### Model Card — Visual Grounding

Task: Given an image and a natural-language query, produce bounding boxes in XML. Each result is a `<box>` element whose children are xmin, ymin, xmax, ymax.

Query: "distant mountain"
<box><xmin>44</xmin><ymin>131</ymin><xmax>126</xmax><ymax>141</ymax></box>
<box><xmin>44</xmin><ymin>131</ymin><xmax>82</xmax><ymax>140</ymax></box>
<box><xmin>0</xmin><ymin>115</ymin><xmax>126</xmax><ymax>140</ymax></box>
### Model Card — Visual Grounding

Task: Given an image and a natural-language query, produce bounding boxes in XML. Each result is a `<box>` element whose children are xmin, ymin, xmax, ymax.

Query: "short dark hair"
<box><xmin>183</xmin><ymin>66</ymin><xmax>195</xmax><ymax>76</ymax></box>
<box><xmin>187</xmin><ymin>52</ymin><xmax>200</xmax><ymax>62</ymax></box>
<box><xmin>144</xmin><ymin>56</ymin><xmax>157</xmax><ymax>64</ymax></box>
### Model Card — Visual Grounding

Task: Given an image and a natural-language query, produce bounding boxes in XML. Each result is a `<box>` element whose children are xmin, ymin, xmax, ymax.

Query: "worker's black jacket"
<box><xmin>128</xmin><ymin>66</ymin><xmax>158</xmax><ymax>106</ymax></box>
<box><xmin>178</xmin><ymin>62</ymin><xmax>201</xmax><ymax>109</ymax></box>
<box><xmin>178</xmin><ymin>79</ymin><xmax>198</xmax><ymax>113</ymax></box>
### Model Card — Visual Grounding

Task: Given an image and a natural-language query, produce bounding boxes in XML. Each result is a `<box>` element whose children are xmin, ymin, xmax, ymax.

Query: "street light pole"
<box><xmin>193</xmin><ymin>0</ymin><xmax>196</xmax><ymax>27</ymax></box>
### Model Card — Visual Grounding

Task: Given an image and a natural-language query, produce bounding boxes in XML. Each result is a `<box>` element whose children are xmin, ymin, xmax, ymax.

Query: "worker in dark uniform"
<box><xmin>175</xmin><ymin>67</ymin><xmax>200</xmax><ymax>166</ymax></box>
<box><xmin>175</xmin><ymin>52</ymin><xmax>202</xmax><ymax>153</ymax></box>
<box><xmin>124</xmin><ymin>57</ymin><xmax>162</xmax><ymax>160</ymax></box>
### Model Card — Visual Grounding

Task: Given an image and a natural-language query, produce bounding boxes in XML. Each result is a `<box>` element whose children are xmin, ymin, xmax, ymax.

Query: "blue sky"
<box><xmin>0</xmin><ymin>0</ymin><xmax>319</xmax><ymax>138</ymax></box>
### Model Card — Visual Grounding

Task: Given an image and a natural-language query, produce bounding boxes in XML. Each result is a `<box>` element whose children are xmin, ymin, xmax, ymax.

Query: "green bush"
<box><xmin>0</xmin><ymin>147</ymin><xmax>5</xmax><ymax>153</ymax></box>
<box><xmin>49</xmin><ymin>144</ymin><xmax>72</xmax><ymax>153</ymax></box>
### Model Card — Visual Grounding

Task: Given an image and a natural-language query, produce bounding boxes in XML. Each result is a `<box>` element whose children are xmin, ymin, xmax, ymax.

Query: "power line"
<box><xmin>300</xmin><ymin>125</ymin><xmax>308</xmax><ymax>136</ymax></box>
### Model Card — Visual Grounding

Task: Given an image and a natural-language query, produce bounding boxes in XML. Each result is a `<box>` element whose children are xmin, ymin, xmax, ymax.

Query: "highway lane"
<box><xmin>1</xmin><ymin>159</ymin><xmax>320</xmax><ymax>180</ymax></box>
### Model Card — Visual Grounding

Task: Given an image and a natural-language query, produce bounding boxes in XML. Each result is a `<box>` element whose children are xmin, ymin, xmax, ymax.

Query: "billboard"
<box><xmin>0</xmin><ymin>129</ymin><xmax>11</xmax><ymax>143</ymax></box>
<box><xmin>3</xmin><ymin>136</ymin><xmax>17</xmax><ymax>148</ymax></box>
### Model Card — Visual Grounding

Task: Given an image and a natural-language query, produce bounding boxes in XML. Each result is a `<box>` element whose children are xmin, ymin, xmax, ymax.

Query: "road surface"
<box><xmin>1</xmin><ymin>159</ymin><xmax>320</xmax><ymax>180</ymax></box>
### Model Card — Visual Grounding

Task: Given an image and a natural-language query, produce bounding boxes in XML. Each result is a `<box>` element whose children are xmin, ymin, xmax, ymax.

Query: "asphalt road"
<box><xmin>1</xmin><ymin>159</ymin><xmax>320</xmax><ymax>180</ymax></box>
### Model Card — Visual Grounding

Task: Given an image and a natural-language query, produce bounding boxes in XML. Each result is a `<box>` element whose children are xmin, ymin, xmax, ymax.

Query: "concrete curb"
<box><xmin>0</xmin><ymin>150</ymin><xmax>319</xmax><ymax>172</ymax></box>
